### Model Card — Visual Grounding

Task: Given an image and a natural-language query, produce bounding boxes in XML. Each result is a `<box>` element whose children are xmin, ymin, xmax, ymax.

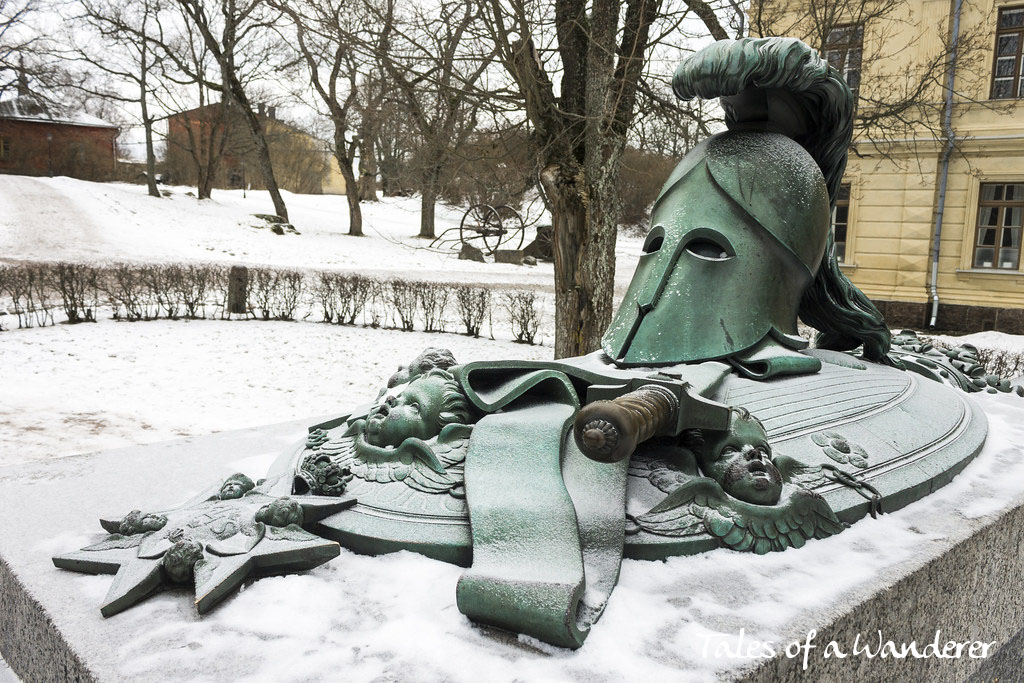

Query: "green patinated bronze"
<box><xmin>53</xmin><ymin>473</ymin><xmax>354</xmax><ymax>616</ymax></box>
<box><xmin>54</xmin><ymin>37</ymin><xmax>998</xmax><ymax>650</ymax></box>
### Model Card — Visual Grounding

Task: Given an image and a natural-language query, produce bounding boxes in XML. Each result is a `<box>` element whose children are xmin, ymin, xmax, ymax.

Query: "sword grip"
<box><xmin>573</xmin><ymin>384</ymin><xmax>679</xmax><ymax>463</ymax></box>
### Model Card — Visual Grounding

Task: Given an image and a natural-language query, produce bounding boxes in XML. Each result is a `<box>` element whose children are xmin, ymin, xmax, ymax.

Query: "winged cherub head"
<box><xmin>218</xmin><ymin>472</ymin><xmax>256</xmax><ymax>500</ymax></box>
<box><xmin>364</xmin><ymin>369</ymin><xmax>474</xmax><ymax>448</ymax></box>
<box><xmin>683</xmin><ymin>408</ymin><xmax>782</xmax><ymax>506</ymax></box>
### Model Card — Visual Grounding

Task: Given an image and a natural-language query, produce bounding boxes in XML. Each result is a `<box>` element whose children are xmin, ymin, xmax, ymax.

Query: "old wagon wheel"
<box><xmin>492</xmin><ymin>205</ymin><xmax>526</xmax><ymax>250</ymax></box>
<box><xmin>460</xmin><ymin>204</ymin><xmax>503</xmax><ymax>255</ymax></box>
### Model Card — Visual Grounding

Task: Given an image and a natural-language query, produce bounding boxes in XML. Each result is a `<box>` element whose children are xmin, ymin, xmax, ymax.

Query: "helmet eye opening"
<box><xmin>643</xmin><ymin>226</ymin><xmax>665</xmax><ymax>253</ymax></box>
<box><xmin>684</xmin><ymin>230</ymin><xmax>735</xmax><ymax>261</ymax></box>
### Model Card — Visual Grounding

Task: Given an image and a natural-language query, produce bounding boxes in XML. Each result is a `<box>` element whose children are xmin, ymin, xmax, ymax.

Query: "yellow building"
<box><xmin>754</xmin><ymin>1</ymin><xmax>1024</xmax><ymax>333</ymax></box>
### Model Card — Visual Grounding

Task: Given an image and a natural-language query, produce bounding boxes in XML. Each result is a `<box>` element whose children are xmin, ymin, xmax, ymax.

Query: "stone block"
<box><xmin>227</xmin><ymin>266</ymin><xmax>248</xmax><ymax>315</ymax></box>
<box><xmin>996</xmin><ymin>307</ymin><xmax>1024</xmax><ymax>335</ymax></box>
<box><xmin>457</xmin><ymin>243</ymin><xmax>485</xmax><ymax>263</ymax></box>
<box><xmin>524</xmin><ymin>225</ymin><xmax>554</xmax><ymax>261</ymax></box>
<box><xmin>874</xmin><ymin>299</ymin><xmax>928</xmax><ymax>329</ymax></box>
<box><xmin>493</xmin><ymin>249</ymin><xmax>525</xmax><ymax>265</ymax></box>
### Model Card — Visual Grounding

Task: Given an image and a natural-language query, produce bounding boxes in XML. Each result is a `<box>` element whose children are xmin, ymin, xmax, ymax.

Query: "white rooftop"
<box><xmin>0</xmin><ymin>95</ymin><xmax>118</xmax><ymax>129</ymax></box>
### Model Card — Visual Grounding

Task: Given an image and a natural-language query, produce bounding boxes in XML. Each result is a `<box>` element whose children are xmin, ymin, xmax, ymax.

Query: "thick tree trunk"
<box><xmin>339</xmin><ymin>159</ymin><xmax>362</xmax><ymax>237</ymax></box>
<box><xmin>419</xmin><ymin>164</ymin><xmax>442</xmax><ymax>238</ymax></box>
<box><xmin>198</xmin><ymin>168</ymin><xmax>214</xmax><ymax>200</ymax></box>
<box><xmin>542</xmin><ymin>163</ymin><xmax>618</xmax><ymax>359</ymax></box>
<box><xmin>143</xmin><ymin>117</ymin><xmax>160</xmax><ymax>198</ymax></box>
<box><xmin>358</xmin><ymin>126</ymin><xmax>378</xmax><ymax>201</ymax></box>
<box><xmin>247</xmin><ymin>126</ymin><xmax>288</xmax><ymax>221</ymax></box>
<box><xmin>139</xmin><ymin>80</ymin><xmax>159</xmax><ymax>198</ymax></box>
<box><xmin>420</xmin><ymin>188</ymin><xmax>437</xmax><ymax>239</ymax></box>
<box><xmin>333</xmin><ymin>130</ymin><xmax>362</xmax><ymax>236</ymax></box>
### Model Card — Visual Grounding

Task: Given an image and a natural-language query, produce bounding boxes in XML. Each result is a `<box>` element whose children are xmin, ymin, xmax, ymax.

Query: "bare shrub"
<box><xmin>504</xmin><ymin>290</ymin><xmax>541</xmax><ymax>344</ymax></box>
<box><xmin>981</xmin><ymin>349</ymin><xmax>1024</xmax><ymax>378</ymax></box>
<box><xmin>103</xmin><ymin>263</ymin><xmax>149</xmax><ymax>321</ymax></box>
<box><xmin>248</xmin><ymin>267</ymin><xmax>276</xmax><ymax>320</ymax></box>
<box><xmin>272</xmin><ymin>269</ymin><xmax>304</xmax><ymax>321</ymax></box>
<box><xmin>418</xmin><ymin>281</ymin><xmax>451</xmax><ymax>332</ymax></box>
<box><xmin>0</xmin><ymin>263</ymin><xmax>57</xmax><ymax>328</ymax></box>
<box><xmin>53</xmin><ymin>262</ymin><xmax>99</xmax><ymax>323</ymax></box>
<box><xmin>144</xmin><ymin>264</ymin><xmax>183</xmax><ymax>319</ymax></box>
<box><xmin>336</xmin><ymin>273</ymin><xmax>373</xmax><ymax>326</ymax></box>
<box><xmin>389</xmin><ymin>279</ymin><xmax>418</xmax><ymax>331</ymax></box>
<box><xmin>30</xmin><ymin>264</ymin><xmax>56</xmax><ymax>327</ymax></box>
<box><xmin>0</xmin><ymin>264</ymin><xmax>9</xmax><ymax>330</ymax></box>
<box><xmin>364</xmin><ymin>278</ymin><xmax>386</xmax><ymax>328</ymax></box>
<box><xmin>4</xmin><ymin>264</ymin><xmax>36</xmax><ymax>328</ymax></box>
<box><xmin>210</xmin><ymin>266</ymin><xmax>236</xmax><ymax>319</ymax></box>
<box><xmin>314</xmin><ymin>271</ymin><xmax>337</xmax><ymax>322</ymax></box>
<box><xmin>919</xmin><ymin>335</ymin><xmax>1024</xmax><ymax>380</ymax></box>
<box><xmin>454</xmin><ymin>285</ymin><xmax>490</xmax><ymax>337</ymax></box>
<box><xmin>178</xmin><ymin>264</ymin><xmax>218</xmax><ymax>319</ymax></box>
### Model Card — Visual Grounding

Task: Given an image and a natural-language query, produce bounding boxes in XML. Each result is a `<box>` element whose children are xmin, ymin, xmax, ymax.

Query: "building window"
<box><xmin>831</xmin><ymin>183</ymin><xmax>851</xmax><ymax>262</ymax></box>
<box><xmin>973</xmin><ymin>183</ymin><xmax>1023</xmax><ymax>269</ymax></box>
<box><xmin>826</xmin><ymin>25</ymin><xmax>863</xmax><ymax>98</ymax></box>
<box><xmin>992</xmin><ymin>6</ymin><xmax>1024</xmax><ymax>99</ymax></box>
<box><xmin>0</xmin><ymin>136</ymin><xmax>9</xmax><ymax>160</ymax></box>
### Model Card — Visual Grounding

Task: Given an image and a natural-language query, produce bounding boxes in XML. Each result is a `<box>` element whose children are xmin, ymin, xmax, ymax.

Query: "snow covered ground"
<box><xmin>0</xmin><ymin>319</ymin><xmax>551</xmax><ymax>468</ymax></box>
<box><xmin>0</xmin><ymin>174</ymin><xmax>646</xmax><ymax>293</ymax></box>
<box><xmin>931</xmin><ymin>330</ymin><xmax>1024</xmax><ymax>354</ymax></box>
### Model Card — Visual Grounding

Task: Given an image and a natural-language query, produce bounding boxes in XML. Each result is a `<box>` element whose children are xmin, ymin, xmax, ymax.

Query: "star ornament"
<box><xmin>52</xmin><ymin>474</ymin><xmax>355</xmax><ymax>617</ymax></box>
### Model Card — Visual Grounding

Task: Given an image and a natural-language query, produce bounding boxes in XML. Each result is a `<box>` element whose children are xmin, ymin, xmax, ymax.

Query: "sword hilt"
<box><xmin>573</xmin><ymin>384</ymin><xmax>680</xmax><ymax>463</ymax></box>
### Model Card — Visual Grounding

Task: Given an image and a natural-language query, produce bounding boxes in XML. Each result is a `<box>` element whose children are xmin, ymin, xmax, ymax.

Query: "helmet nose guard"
<box><xmin>601</xmin><ymin>130</ymin><xmax>829</xmax><ymax>367</ymax></box>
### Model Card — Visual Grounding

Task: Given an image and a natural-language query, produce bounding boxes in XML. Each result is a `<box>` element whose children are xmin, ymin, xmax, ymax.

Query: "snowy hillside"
<box><xmin>0</xmin><ymin>174</ymin><xmax>647</xmax><ymax>293</ymax></box>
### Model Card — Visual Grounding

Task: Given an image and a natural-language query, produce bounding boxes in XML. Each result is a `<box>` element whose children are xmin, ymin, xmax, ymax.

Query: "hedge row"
<box><xmin>0</xmin><ymin>262</ymin><xmax>545</xmax><ymax>344</ymax></box>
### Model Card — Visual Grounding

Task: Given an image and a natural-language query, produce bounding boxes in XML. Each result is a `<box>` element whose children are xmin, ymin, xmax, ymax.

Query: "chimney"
<box><xmin>16</xmin><ymin>57</ymin><xmax>28</xmax><ymax>97</ymax></box>
<box><xmin>258</xmin><ymin>102</ymin><xmax>265</xmax><ymax>117</ymax></box>
<box><xmin>267</xmin><ymin>106</ymin><xmax>276</xmax><ymax>120</ymax></box>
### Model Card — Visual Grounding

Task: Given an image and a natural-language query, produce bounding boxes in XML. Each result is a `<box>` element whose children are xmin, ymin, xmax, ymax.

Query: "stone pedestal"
<box><xmin>1</xmin><ymin>404</ymin><xmax>1022</xmax><ymax>681</ymax></box>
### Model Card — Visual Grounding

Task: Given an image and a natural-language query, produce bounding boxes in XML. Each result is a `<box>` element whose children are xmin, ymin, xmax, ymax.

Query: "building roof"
<box><xmin>0</xmin><ymin>96</ymin><xmax>119</xmax><ymax>130</ymax></box>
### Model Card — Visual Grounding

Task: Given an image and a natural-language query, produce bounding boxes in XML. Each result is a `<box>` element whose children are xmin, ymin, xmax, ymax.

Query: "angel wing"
<box><xmin>309</xmin><ymin>422</ymin><xmax>469</xmax><ymax>496</ymax></box>
<box><xmin>317</xmin><ymin>431</ymin><xmax>358</xmax><ymax>465</ymax></box>
<box><xmin>82</xmin><ymin>533</ymin><xmax>145</xmax><ymax>552</ymax></box>
<box><xmin>629</xmin><ymin>456</ymin><xmax>696</xmax><ymax>495</ymax></box>
<box><xmin>632</xmin><ymin>479</ymin><xmax>847</xmax><ymax>554</ymax></box>
<box><xmin>773</xmin><ymin>455</ymin><xmax>831</xmax><ymax>490</ymax></box>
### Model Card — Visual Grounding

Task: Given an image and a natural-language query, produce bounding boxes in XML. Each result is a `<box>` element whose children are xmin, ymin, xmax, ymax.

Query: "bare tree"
<box><xmin>483</xmin><ymin>0</ymin><xmax>669</xmax><ymax>358</ymax></box>
<box><xmin>746</xmin><ymin>0</ymin><xmax>999</xmax><ymax>161</ymax></box>
<box><xmin>0</xmin><ymin>0</ymin><xmax>35</xmax><ymax>97</ymax></box>
<box><xmin>355</xmin><ymin>73</ymin><xmax>388</xmax><ymax>202</ymax></box>
<box><xmin>377</xmin><ymin>0</ymin><xmax>495</xmax><ymax>239</ymax></box>
<box><xmin>373</xmin><ymin>90</ymin><xmax>418</xmax><ymax>196</ymax></box>
<box><xmin>157</xmin><ymin>8</ymin><xmax>231</xmax><ymax>199</ymax></box>
<box><xmin>174</xmin><ymin>0</ymin><xmax>290</xmax><ymax>221</ymax></box>
<box><xmin>61</xmin><ymin>0</ymin><xmax>166</xmax><ymax>197</ymax></box>
<box><xmin>271</xmin><ymin>0</ymin><xmax>369</xmax><ymax>236</ymax></box>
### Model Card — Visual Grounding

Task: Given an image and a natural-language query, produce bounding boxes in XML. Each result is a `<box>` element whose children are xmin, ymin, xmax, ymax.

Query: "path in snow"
<box><xmin>0</xmin><ymin>175</ymin><xmax>109</xmax><ymax>263</ymax></box>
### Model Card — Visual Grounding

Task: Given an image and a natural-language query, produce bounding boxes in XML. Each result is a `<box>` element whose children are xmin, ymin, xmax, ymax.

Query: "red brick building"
<box><xmin>0</xmin><ymin>96</ymin><xmax>119</xmax><ymax>181</ymax></box>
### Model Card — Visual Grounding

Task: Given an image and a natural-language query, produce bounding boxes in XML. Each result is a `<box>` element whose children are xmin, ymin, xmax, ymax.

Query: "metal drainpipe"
<box><xmin>928</xmin><ymin>0</ymin><xmax>964</xmax><ymax>327</ymax></box>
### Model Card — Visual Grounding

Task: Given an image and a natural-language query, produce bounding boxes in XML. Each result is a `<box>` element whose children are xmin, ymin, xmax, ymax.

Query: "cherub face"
<box><xmin>118</xmin><ymin>510</ymin><xmax>168</xmax><ymax>536</ymax></box>
<box><xmin>256</xmin><ymin>498</ymin><xmax>304</xmax><ymax>527</ymax></box>
<box><xmin>219</xmin><ymin>481</ymin><xmax>247</xmax><ymax>500</ymax></box>
<box><xmin>364</xmin><ymin>375</ymin><xmax>447</xmax><ymax>448</ymax></box>
<box><xmin>218</xmin><ymin>473</ymin><xmax>255</xmax><ymax>500</ymax></box>
<box><xmin>697</xmin><ymin>415</ymin><xmax>782</xmax><ymax>506</ymax></box>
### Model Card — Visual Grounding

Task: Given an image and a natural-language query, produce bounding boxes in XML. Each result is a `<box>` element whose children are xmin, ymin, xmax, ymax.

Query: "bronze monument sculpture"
<box><xmin>55</xmin><ymin>37</ymin><xmax>1005</xmax><ymax>649</ymax></box>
